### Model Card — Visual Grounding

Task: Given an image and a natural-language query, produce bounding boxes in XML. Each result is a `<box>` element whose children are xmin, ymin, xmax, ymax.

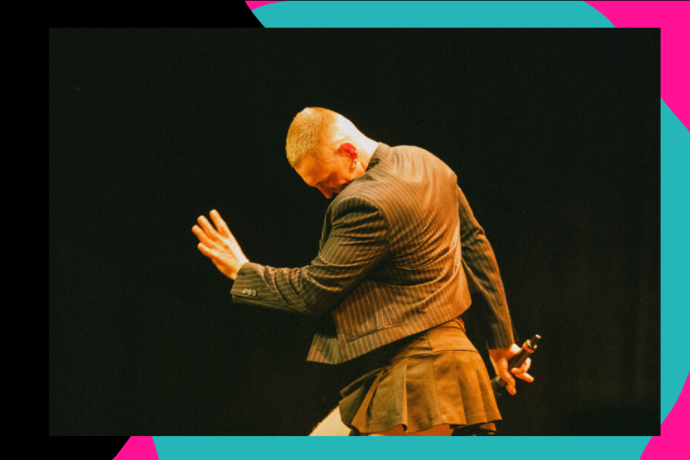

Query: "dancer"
<box><xmin>193</xmin><ymin>108</ymin><xmax>533</xmax><ymax>435</ymax></box>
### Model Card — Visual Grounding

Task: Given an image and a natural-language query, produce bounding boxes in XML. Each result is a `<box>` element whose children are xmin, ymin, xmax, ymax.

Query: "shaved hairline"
<box><xmin>286</xmin><ymin>108</ymin><xmax>362</xmax><ymax>168</ymax></box>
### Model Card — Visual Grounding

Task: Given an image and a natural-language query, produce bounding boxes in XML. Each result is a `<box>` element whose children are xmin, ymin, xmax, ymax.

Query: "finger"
<box><xmin>515</xmin><ymin>373</ymin><xmax>535</xmax><ymax>383</ymax></box>
<box><xmin>210</xmin><ymin>209</ymin><xmax>231</xmax><ymax>237</ymax></box>
<box><xmin>192</xmin><ymin>225</ymin><xmax>215</xmax><ymax>247</ymax></box>
<box><xmin>508</xmin><ymin>343</ymin><xmax>521</xmax><ymax>357</ymax></box>
<box><xmin>197</xmin><ymin>215</ymin><xmax>219</xmax><ymax>239</ymax></box>
<box><xmin>524</xmin><ymin>358</ymin><xmax>531</xmax><ymax>372</ymax></box>
<box><xmin>502</xmin><ymin>373</ymin><xmax>516</xmax><ymax>395</ymax></box>
<box><xmin>510</xmin><ymin>358</ymin><xmax>531</xmax><ymax>375</ymax></box>
<box><xmin>197</xmin><ymin>242</ymin><xmax>215</xmax><ymax>259</ymax></box>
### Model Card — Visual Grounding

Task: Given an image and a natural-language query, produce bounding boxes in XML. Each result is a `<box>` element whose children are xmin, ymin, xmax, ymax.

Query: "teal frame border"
<box><xmin>151</xmin><ymin>2</ymin><xmax>688</xmax><ymax>458</ymax></box>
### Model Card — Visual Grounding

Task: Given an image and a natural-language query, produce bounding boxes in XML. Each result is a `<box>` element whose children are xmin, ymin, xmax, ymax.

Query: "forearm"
<box><xmin>230</xmin><ymin>262</ymin><xmax>319</xmax><ymax>315</ymax></box>
<box><xmin>461</xmin><ymin>237</ymin><xmax>515</xmax><ymax>349</ymax></box>
<box><xmin>230</xmin><ymin>243</ymin><xmax>384</xmax><ymax>316</ymax></box>
<box><xmin>457</xmin><ymin>185</ymin><xmax>516</xmax><ymax>348</ymax></box>
<box><xmin>231</xmin><ymin>197</ymin><xmax>389</xmax><ymax>317</ymax></box>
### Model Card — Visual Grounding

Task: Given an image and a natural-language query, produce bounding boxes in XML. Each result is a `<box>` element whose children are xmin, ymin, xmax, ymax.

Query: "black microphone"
<box><xmin>492</xmin><ymin>334</ymin><xmax>541</xmax><ymax>395</ymax></box>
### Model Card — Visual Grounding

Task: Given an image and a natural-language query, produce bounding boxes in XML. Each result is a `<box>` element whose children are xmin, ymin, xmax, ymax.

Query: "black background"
<box><xmin>49</xmin><ymin>27</ymin><xmax>659</xmax><ymax>436</ymax></box>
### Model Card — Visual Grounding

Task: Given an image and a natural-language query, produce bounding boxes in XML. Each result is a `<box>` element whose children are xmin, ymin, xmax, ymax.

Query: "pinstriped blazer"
<box><xmin>231</xmin><ymin>143</ymin><xmax>514</xmax><ymax>364</ymax></box>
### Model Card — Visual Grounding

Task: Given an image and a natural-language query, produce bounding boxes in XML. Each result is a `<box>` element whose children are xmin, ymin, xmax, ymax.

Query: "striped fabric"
<box><xmin>231</xmin><ymin>143</ymin><xmax>515</xmax><ymax>364</ymax></box>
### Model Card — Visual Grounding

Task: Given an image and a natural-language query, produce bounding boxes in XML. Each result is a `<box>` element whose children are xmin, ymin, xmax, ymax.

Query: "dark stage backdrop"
<box><xmin>49</xmin><ymin>28</ymin><xmax>659</xmax><ymax>435</ymax></box>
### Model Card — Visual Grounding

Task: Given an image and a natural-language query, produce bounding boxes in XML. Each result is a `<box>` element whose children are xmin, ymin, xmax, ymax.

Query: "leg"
<box><xmin>309</xmin><ymin>406</ymin><xmax>352</xmax><ymax>436</ymax></box>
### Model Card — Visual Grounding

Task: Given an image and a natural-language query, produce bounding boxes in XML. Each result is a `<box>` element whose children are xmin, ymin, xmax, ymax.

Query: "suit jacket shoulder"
<box><xmin>231</xmin><ymin>143</ymin><xmax>514</xmax><ymax>363</ymax></box>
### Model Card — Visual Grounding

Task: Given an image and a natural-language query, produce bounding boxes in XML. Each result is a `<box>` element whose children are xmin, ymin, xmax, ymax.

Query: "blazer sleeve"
<box><xmin>230</xmin><ymin>196</ymin><xmax>390</xmax><ymax>316</ymax></box>
<box><xmin>457</xmin><ymin>185</ymin><xmax>517</xmax><ymax>349</ymax></box>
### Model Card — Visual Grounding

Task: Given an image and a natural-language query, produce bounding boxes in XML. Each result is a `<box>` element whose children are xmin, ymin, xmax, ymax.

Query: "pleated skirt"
<box><xmin>338</xmin><ymin>318</ymin><xmax>501</xmax><ymax>435</ymax></box>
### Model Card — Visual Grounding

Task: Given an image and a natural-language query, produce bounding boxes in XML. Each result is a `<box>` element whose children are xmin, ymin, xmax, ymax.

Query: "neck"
<box><xmin>357</xmin><ymin>138</ymin><xmax>379</xmax><ymax>171</ymax></box>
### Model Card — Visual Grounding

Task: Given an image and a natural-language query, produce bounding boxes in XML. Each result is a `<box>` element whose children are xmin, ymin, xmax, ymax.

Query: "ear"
<box><xmin>339</xmin><ymin>142</ymin><xmax>358</xmax><ymax>159</ymax></box>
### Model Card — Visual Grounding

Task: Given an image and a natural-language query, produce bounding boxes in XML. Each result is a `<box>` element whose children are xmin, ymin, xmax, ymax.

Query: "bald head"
<box><xmin>285</xmin><ymin>107</ymin><xmax>375</xmax><ymax>168</ymax></box>
<box><xmin>285</xmin><ymin>107</ymin><xmax>379</xmax><ymax>198</ymax></box>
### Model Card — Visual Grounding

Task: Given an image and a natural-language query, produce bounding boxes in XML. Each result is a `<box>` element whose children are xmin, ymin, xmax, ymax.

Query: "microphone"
<box><xmin>491</xmin><ymin>334</ymin><xmax>541</xmax><ymax>395</ymax></box>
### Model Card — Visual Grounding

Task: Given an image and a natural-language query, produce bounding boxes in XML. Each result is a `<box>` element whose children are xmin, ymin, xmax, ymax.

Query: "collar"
<box><xmin>365</xmin><ymin>142</ymin><xmax>392</xmax><ymax>172</ymax></box>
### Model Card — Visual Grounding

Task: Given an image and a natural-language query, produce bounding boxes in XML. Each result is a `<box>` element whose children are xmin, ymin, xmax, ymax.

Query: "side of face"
<box><xmin>294</xmin><ymin>147</ymin><xmax>356</xmax><ymax>199</ymax></box>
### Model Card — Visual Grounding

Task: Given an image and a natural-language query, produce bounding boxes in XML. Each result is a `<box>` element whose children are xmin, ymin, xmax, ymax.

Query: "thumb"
<box><xmin>502</xmin><ymin>372</ymin><xmax>517</xmax><ymax>395</ymax></box>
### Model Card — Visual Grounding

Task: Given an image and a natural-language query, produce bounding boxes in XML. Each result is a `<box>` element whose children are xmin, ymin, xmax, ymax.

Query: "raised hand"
<box><xmin>192</xmin><ymin>209</ymin><xmax>249</xmax><ymax>280</ymax></box>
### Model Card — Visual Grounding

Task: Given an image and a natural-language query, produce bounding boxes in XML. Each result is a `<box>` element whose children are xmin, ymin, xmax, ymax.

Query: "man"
<box><xmin>192</xmin><ymin>108</ymin><xmax>533</xmax><ymax>436</ymax></box>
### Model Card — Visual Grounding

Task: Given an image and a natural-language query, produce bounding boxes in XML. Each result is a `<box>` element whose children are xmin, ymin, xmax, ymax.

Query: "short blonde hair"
<box><xmin>285</xmin><ymin>107</ymin><xmax>339</xmax><ymax>167</ymax></box>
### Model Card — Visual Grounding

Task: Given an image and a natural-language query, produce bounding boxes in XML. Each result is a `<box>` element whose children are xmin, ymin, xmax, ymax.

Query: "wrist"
<box><xmin>232</xmin><ymin>260</ymin><xmax>250</xmax><ymax>280</ymax></box>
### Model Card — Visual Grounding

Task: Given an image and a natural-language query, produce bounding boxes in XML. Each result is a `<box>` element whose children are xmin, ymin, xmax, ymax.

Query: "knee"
<box><xmin>309</xmin><ymin>407</ymin><xmax>351</xmax><ymax>436</ymax></box>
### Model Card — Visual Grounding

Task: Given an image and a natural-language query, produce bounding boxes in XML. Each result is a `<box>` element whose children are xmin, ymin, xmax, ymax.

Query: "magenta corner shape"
<box><xmin>246</xmin><ymin>1</ymin><xmax>283</xmax><ymax>11</ymax></box>
<box><xmin>640</xmin><ymin>373</ymin><xmax>690</xmax><ymax>460</ymax></box>
<box><xmin>113</xmin><ymin>436</ymin><xmax>159</xmax><ymax>460</ymax></box>
<box><xmin>585</xmin><ymin>1</ymin><xmax>689</xmax><ymax>131</ymax></box>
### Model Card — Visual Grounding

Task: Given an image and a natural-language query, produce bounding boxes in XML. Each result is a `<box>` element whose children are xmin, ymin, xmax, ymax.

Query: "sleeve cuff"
<box><xmin>230</xmin><ymin>262</ymin><xmax>263</xmax><ymax>299</ymax></box>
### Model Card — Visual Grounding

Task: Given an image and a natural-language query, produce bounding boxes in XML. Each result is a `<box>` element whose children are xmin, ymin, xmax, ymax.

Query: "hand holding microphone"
<box><xmin>489</xmin><ymin>334</ymin><xmax>540</xmax><ymax>396</ymax></box>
